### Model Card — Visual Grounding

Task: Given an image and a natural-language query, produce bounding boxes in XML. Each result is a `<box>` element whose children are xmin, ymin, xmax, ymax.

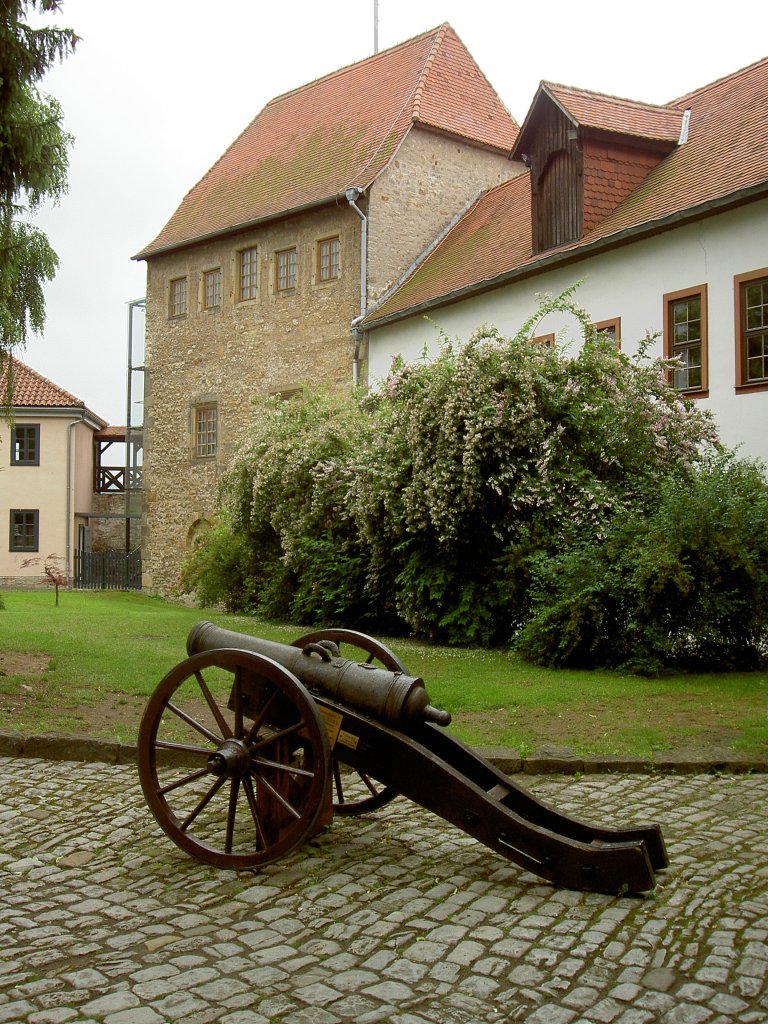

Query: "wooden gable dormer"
<box><xmin>513</xmin><ymin>83</ymin><xmax>683</xmax><ymax>254</ymax></box>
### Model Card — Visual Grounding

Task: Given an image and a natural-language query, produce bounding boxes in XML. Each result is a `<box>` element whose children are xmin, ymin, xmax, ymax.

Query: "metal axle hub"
<box><xmin>207</xmin><ymin>739</ymin><xmax>251</xmax><ymax>779</ymax></box>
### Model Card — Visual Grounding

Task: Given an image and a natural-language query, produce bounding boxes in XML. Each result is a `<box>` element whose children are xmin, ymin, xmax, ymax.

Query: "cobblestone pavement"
<box><xmin>1</xmin><ymin>758</ymin><xmax>766</xmax><ymax>1024</ymax></box>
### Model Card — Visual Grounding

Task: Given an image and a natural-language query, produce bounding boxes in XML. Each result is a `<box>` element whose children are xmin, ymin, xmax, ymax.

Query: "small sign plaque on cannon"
<box><xmin>137</xmin><ymin>623</ymin><xmax>668</xmax><ymax>894</ymax></box>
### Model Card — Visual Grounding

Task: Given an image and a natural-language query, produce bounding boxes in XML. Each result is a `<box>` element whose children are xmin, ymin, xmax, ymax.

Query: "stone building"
<box><xmin>135</xmin><ymin>25</ymin><xmax>521</xmax><ymax>593</ymax></box>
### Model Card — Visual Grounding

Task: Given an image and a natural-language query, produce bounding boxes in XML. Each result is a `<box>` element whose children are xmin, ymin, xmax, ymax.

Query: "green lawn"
<box><xmin>0</xmin><ymin>589</ymin><xmax>766</xmax><ymax>757</ymax></box>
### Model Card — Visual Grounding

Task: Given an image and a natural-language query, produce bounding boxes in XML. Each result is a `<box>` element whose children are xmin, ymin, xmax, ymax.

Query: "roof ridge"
<box><xmin>412</xmin><ymin>23</ymin><xmax>448</xmax><ymax>123</ymax></box>
<box><xmin>347</xmin><ymin>31</ymin><xmax>450</xmax><ymax>190</ymax></box>
<box><xmin>164</xmin><ymin>26</ymin><xmax>448</xmax><ymax>219</ymax></box>
<box><xmin>670</xmin><ymin>52</ymin><xmax>768</xmax><ymax>107</ymax></box>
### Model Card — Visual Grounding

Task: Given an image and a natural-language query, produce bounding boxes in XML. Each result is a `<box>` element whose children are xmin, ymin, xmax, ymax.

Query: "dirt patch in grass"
<box><xmin>0</xmin><ymin>650</ymin><xmax>764</xmax><ymax>759</ymax></box>
<box><xmin>0</xmin><ymin>652</ymin><xmax>147</xmax><ymax>739</ymax></box>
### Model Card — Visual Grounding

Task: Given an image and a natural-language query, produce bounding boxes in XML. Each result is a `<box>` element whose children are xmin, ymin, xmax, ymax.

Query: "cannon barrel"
<box><xmin>187</xmin><ymin>621</ymin><xmax>451</xmax><ymax>730</ymax></box>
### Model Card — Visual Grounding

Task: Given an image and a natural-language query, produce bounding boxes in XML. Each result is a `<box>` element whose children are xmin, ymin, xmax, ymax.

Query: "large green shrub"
<box><xmin>516</xmin><ymin>456</ymin><xmax>768</xmax><ymax>671</ymax></box>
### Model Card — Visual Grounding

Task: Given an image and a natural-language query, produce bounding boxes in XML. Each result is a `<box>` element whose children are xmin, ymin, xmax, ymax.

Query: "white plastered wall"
<box><xmin>368</xmin><ymin>200</ymin><xmax>768</xmax><ymax>465</ymax></box>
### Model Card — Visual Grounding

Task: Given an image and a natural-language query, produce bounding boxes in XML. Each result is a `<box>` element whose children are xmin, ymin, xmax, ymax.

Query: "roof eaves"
<box><xmin>10</xmin><ymin>404</ymin><xmax>107</xmax><ymax>429</ymax></box>
<box><xmin>133</xmin><ymin>193</ymin><xmax>349</xmax><ymax>261</ymax></box>
<box><xmin>364</xmin><ymin>180</ymin><xmax>768</xmax><ymax>331</ymax></box>
<box><xmin>414</xmin><ymin>119</ymin><xmax>518</xmax><ymax>155</ymax></box>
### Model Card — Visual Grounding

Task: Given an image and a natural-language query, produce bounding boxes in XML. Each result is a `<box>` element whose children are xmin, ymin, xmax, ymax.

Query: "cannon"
<box><xmin>137</xmin><ymin>623</ymin><xmax>668</xmax><ymax>894</ymax></box>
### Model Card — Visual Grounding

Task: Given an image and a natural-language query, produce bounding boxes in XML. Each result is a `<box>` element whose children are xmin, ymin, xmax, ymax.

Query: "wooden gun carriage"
<box><xmin>137</xmin><ymin>623</ymin><xmax>668</xmax><ymax>894</ymax></box>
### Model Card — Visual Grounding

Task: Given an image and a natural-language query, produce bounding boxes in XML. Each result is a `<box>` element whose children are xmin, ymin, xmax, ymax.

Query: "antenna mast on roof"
<box><xmin>374</xmin><ymin>0</ymin><xmax>378</xmax><ymax>53</ymax></box>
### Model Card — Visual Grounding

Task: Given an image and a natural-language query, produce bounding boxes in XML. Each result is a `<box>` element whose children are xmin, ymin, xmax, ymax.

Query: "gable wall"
<box><xmin>367</xmin><ymin>128</ymin><xmax>521</xmax><ymax>305</ymax></box>
<box><xmin>525</xmin><ymin>103</ymin><xmax>581</xmax><ymax>251</ymax></box>
<box><xmin>582</xmin><ymin>138</ymin><xmax>666</xmax><ymax>233</ymax></box>
<box><xmin>367</xmin><ymin>200</ymin><xmax>768</xmax><ymax>466</ymax></box>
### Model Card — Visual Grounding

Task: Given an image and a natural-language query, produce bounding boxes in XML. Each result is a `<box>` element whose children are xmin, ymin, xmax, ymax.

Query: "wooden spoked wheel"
<box><xmin>137</xmin><ymin>648</ymin><xmax>331</xmax><ymax>869</ymax></box>
<box><xmin>291</xmin><ymin>628</ymin><xmax>404</xmax><ymax>817</ymax></box>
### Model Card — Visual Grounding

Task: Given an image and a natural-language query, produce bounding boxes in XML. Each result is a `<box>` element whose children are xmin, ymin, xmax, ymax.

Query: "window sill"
<box><xmin>677</xmin><ymin>389</ymin><xmax>709</xmax><ymax>400</ymax></box>
<box><xmin>735</xmin><ymin>381</ymin><xmax>768</xmax><ymax>395</ymax></box>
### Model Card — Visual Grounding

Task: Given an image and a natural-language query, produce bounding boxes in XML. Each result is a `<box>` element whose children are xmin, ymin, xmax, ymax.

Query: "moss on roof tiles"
<box><xmin>137</xmin><ymin>25</ymin><xmax>518</xmax><ymax>259</ymax></box>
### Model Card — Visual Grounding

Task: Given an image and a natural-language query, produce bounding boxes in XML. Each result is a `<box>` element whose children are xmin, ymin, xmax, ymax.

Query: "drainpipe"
<box><xmin>66</xmin><ymin>411</ymin><xmax>86</xmax><ymax>580</ymax></box>
<box><xmin>344</xmin><ymin>187</ymin><xmax>367</xmax><ymax>386</ymax></box>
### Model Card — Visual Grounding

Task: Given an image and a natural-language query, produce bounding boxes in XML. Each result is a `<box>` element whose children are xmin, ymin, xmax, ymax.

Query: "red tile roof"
<box><xmin>367</xmin><ymin>55</ymin><xmax>768</xmax><ymax>327</ymax></box>
<box><xmin>539</xmin><ymin>83</ymin><xmax>682</xmax><ymax>144</ymax></box>
<box><xmin>136</xmin><ymin>25</ymin><xmax>518</xmax><ymax>259</ymax></box>
<box><xmin>0</xmin><ymin>356</ymin><xmax>105</xmax><ymax>423</ymax></box>
<box><xmin>0</xmin><ymin>357</ymin><xmax>86</xmax><ymax>409</ymax></box>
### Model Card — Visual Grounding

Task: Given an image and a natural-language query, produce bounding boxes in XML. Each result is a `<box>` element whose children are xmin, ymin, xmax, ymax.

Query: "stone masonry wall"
<box><xmin>366</xmin><ymin>129</ymin><xmax>523</xmax><ymax>305</ymax></box>
<box><xmin>142</xmin><ymin>204</ymin><xmax>361</xmax><ymax>593</ymax></box>
<box><xmin>88</xmin><ymin>492</ymin><xmax>140</xmax><ymax>552</ymax></box>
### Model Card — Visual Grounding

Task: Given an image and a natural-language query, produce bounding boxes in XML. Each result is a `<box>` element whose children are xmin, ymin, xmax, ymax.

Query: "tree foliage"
<box><xmin>0</xmin><ymin>1</ymin><xmax>77</xmax><ymax>370</ymax></box>
<box><xmin>180</xmin><ymin>291</ymin><xmax>768</xmax><ymax>671</ymax></box>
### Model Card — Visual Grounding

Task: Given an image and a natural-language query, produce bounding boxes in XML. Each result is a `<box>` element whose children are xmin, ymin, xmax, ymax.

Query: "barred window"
<box><xmin>203</xmin><ymin>268</ymin><xmax>222</xmax><ymax>309</ymax></box>
<box><xmin>239</xmin><ymin>247</ymin><xmax>258</xmax><ymax>300</ymax></box>
<box><xmin>194</xmin><ymin>405</ymin><xmax>217</xmax><ymax>458</ymax></box>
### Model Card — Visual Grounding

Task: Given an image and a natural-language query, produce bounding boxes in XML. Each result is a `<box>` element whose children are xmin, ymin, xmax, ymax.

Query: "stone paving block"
<box><xmin>1</xmin><ymin>761</ymin><xmax>768</xmax><ymax>1023</ymax></box>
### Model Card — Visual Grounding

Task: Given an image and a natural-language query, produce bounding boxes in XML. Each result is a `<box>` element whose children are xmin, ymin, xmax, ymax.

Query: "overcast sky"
<box><xmin>20</xmin><ymin>0</ymin><xmax>767</xmax><ymax>424</ymax></box>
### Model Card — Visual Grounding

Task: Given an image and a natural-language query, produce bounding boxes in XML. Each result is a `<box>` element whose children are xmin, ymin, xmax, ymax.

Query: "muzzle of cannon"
<box><xmin>138</xmin><ymin>624</ymin><xmax>669</xmax><ymax>894</ymax></box>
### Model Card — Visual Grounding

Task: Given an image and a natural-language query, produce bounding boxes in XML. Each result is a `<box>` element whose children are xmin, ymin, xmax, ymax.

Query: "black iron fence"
<box><xmin>73</xmin><ymin>550</ymin><xmax>142</xmax><ymax>590</ymax></box>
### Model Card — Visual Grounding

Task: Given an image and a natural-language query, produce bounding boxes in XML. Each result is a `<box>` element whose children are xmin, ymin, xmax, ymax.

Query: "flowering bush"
<box><xmin>183</xmin><ymin>290</ymin><xmax>742</xmax><ymax>663</ymax></box>
<box><xmin>355</xmin><ymin>291</ymin><xmax>720</xmax><ymax>643</ymax></box>
<box><xmin>181</xmin><ymin>389</ymin><xmax>389</xmax><ymax>626</ymax></box>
